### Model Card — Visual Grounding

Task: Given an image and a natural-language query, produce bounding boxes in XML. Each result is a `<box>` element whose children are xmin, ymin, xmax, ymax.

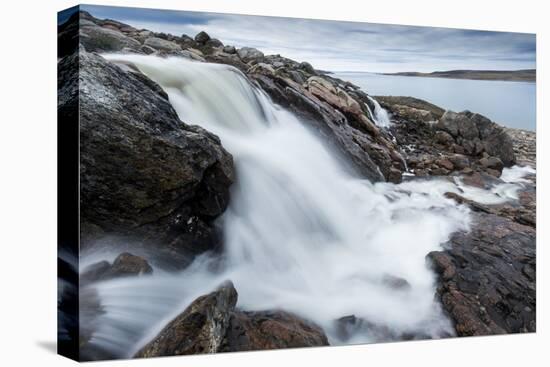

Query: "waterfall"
<box><xmin>366</xmin><ymin>96</ymin><xmax>391</xmax><ymax>128</ymax></box>
<box><xmin>81</xmin><ymin>54</ymin><xmax>533</xmax><ymax>359</ymax></box>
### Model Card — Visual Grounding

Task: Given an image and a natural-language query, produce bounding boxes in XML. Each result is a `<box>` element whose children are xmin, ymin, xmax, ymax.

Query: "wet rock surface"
<box><xmin>222</xmin><ymin>310</ymin><xmax>329</xmax><ymax>352</ymax></box>
<box><xmin>135</xmin><ymin>281</ymin><xmax>328</xmax><ymax>357</ymax></box>
<box><xmin>81</xmin><ymin>252</ymin><xmax>153</xmax><ymax>284</ymax></box>
<box><xmin>427</xmin><ymin>167</ymin><xmax>536</xmax><ymax>336</ymax></box>
<box><xmin>428</xmin><ymin>211</ymin><xmax>535</xmax><ymax>335</ymax></box>
<box><xmin>59</xmin><ymin>34</ymin><xmax>234</xmax><ymax>263</ymax></box>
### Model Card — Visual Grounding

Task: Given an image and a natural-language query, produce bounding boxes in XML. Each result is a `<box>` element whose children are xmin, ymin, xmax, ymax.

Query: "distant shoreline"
<box><xmin>380</xmin><ymin>69</ymin><xmax>536</xmax><ymax>82</ymax></box>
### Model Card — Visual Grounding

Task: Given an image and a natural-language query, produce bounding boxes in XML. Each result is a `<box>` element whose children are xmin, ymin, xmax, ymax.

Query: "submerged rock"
<box><xmin>81</xmin><ymin>252</ymin><xmax>153</xmax><ymax>284</ymax></box>
<box><xmin>333</xmin><ymin>315</ymin><xmax>433</xmax><ymax>342</ymax></box>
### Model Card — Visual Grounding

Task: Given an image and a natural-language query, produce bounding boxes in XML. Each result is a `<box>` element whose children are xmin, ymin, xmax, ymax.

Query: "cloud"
<box><xmin>81</xmin><ymin>5</ymin><xmax>536</xmax><ymax>73</ymax></box>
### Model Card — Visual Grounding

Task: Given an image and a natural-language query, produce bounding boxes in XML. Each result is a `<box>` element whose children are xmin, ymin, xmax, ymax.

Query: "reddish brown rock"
<box><xmin>222</xmin><ymin>310</ymin><xmax>329</xmax><ymax>351</ymax></box>
<box><xmin>436</xmin><ymin>157</ymin><xmax>454</xmax><ymax>171</ymax></box>
<box><xmin>135</xmin><ymin>281</ymin><xmax>329</xmax><ymax>358</ymax></box>
<box><xmin>136</xmin><ymin>281</ymin><xmax>238</xmax><ymax>357</ymax></box>
<box><xmin>428</xmin><ymin>211</ymin><xmax>535</xmax><ymax>336</ymax></box>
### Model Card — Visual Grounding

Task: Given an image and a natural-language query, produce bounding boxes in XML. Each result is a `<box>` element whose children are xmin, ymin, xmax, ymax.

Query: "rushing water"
<box><xmin>365</xmin><ymin>95</ymin><xmax>391</xmax><ymax>128</ymax></box>
<box><xmin>82</xmin><ymin>55</ymin><xmax>535</xmax><ymax>358</ymax></box>
<box><xmin>335</xmin><ymin>72</ymin><xmax>536</xmax><ymax>131</ymax></box>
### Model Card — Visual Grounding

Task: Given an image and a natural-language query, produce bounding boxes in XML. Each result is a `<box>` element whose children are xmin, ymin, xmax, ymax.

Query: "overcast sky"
<box><xmin>79</xmin><ymin>5</ymin><xmax>536</xmax><ymax>73</ymax></box>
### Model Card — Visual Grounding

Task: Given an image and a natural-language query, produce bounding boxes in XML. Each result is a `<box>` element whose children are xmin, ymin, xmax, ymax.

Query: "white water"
<box><xmin>83</xmin><ymin>55</ymin><xmax>535</xmax><ymax>358</ymax></box>
<box><xmin>335</xmin><ymin>72</ymin><xmax>536</xmax><ymax>131</ymax></box>
<box><xmin>366</xmin><ymin>95</ymin><xmax>392</xmax><ymax>128</ymax></box>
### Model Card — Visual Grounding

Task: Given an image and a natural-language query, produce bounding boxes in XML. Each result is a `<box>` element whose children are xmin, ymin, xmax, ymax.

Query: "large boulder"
<box><xmin>222</xmin><ymin>310</ymin><xmax>329</xmax><ymax>351</ymax></box>
<box><xmin>333</xmin><ymin>315</ymin><xmax>430</xmax><ymax>342</ymax></box>
<box><xmin>428</xmin><ymin>210</ymin><xmax>535</xmax><ymax>336</ymax></box>
<box><xmin>143</xmin><ymin>37</ymin><xmax>182</xmax><ymax>52</ymax></box>
<box><xmin>58</xmin><ymin>50</ymin><xmax>234</xmax><ymax>260</ymax></box>
<box><xmin>194</xmin><ymin>31</ymin><xmax>211</xmax><ymax>44</ymax></box>
<box><xmin>135</xmin><ymin>281</ymin><xmax>329</xmax><ymax>357</ymax></box>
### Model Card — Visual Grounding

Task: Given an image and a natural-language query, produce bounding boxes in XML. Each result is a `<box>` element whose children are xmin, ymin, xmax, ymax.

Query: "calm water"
<box><xmin>335</xmin><ymin>72</ymin><xmax>536</xmax><ymax>131</ymax></box>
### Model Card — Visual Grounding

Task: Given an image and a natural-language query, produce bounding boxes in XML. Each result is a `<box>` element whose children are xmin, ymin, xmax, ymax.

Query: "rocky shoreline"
<box><xmin>59</xmin><ymin>10</ymin><xmax>536</xmax><ymax>360</ymax></box>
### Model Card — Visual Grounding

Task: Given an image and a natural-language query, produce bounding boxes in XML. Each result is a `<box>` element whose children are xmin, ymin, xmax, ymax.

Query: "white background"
<box><xmin>0</xmin><ymin>0</ymin><xmax>547</xmax><ymax>365</ymax></box>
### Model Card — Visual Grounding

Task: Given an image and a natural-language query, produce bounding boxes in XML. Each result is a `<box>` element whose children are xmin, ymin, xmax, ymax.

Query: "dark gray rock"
<box><xmin>59</xmin><ymin>50</ymin><xmax>234</xmax><ymax>259</ymax></box>
<box><xmin>334</xmin><ymin>315</ymin><xmax>431</xmax><ymax>342</ymax></box>
<box><xmin>58</xmin><ymin>10</ymin><xmax>80</xmax><ymax>58</ymax></box>
<box><xmin>299</xmin><ymin>61</ymin><xmax>315</xmax><ymax>74</ymax></box>
<box><xmin>381</xmin><ymin>274</ymin><xmax>411</xmax><ymax>290</ymax></box>
<box><xmin>195</xmin><ymin>31</ymin><xmax>211</xmax><ymax>44</ymax></box>
<box><xmin>206</xmin><ymin>38</ymin><xmax>224</xmax><ymax>48</ymax></box>
<box><xmin>80</xmin><ymin>261</ymin><xmax>111</xmax><ymax>285</ymax></box>
<box><xmin>436</xmin><ymin>111</ymin><xmax>516</xmax><ymax>166</ymax></box>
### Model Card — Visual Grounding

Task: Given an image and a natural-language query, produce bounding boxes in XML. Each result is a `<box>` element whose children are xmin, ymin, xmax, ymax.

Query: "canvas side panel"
<box><xmin>57</xmin><ymin>5</ymin><xmax>80</xmax><ymax>362</ymax></box>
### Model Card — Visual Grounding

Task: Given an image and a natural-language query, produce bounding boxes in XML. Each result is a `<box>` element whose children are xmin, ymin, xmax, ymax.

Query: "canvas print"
<box><xmin>57</xmin><ymin>4</ymin><xmax>536</xmax><ymax>362</ymax></box>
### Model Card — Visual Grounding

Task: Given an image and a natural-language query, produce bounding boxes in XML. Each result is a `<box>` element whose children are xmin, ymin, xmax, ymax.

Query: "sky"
<box><xmin>78</xmin><ymin>4</ymin><xmax>536</xmax><ymax>73</ymax></box>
